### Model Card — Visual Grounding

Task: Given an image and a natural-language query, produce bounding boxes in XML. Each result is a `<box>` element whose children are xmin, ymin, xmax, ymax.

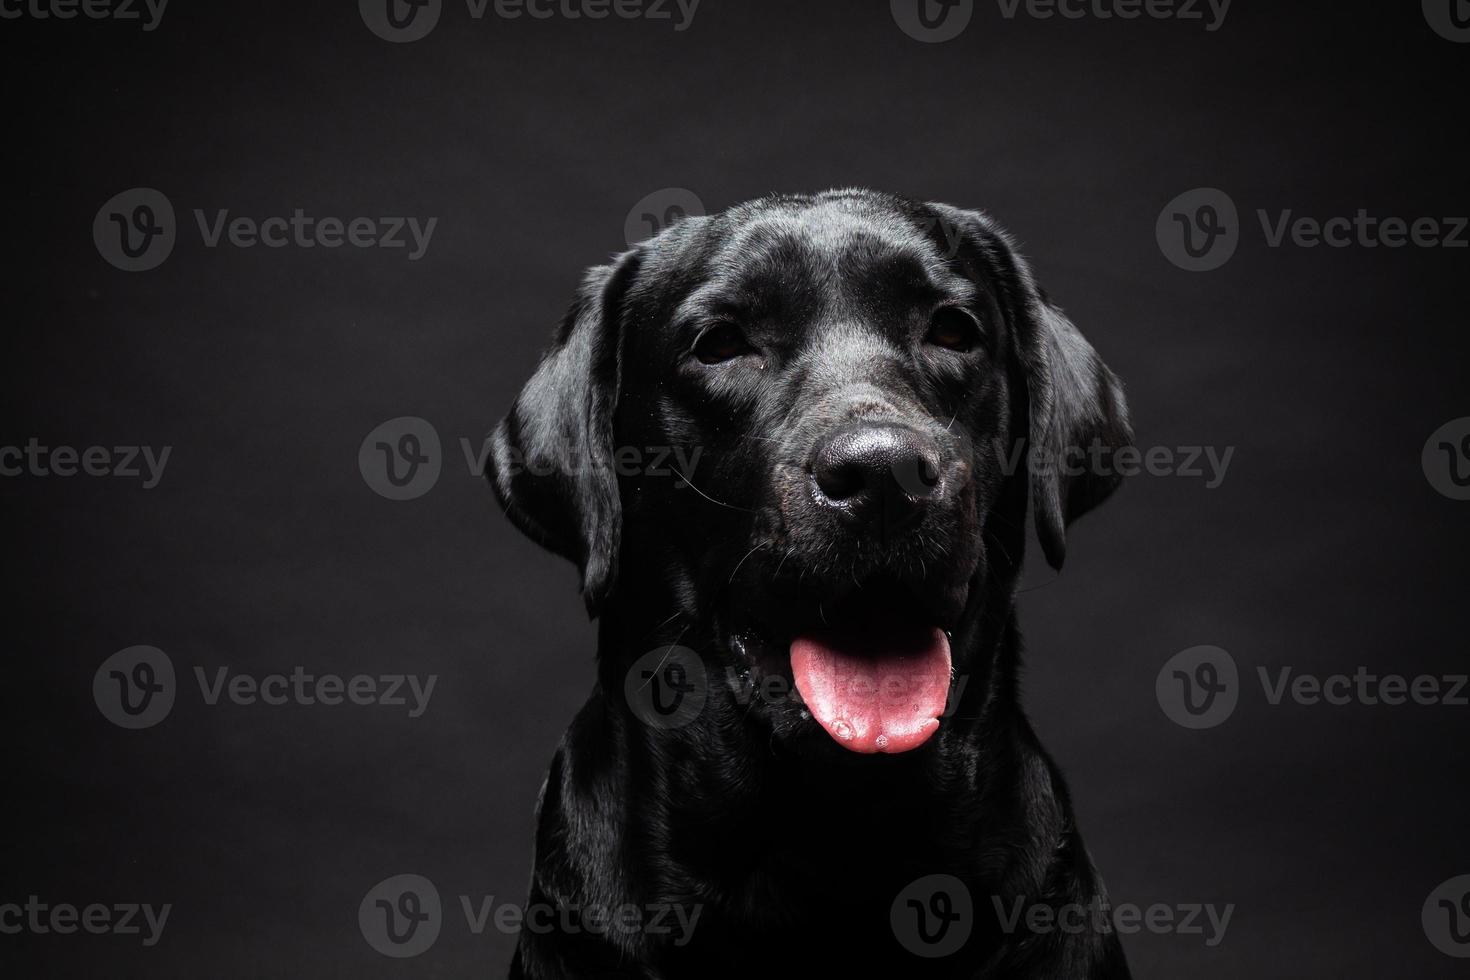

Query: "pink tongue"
<box><xmin>790</xmin><ymin>625</ymin><xmax>952</xmax><ymax>754</ymax></box>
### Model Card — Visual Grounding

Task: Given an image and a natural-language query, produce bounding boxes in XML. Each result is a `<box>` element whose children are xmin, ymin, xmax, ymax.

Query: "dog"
<box><xmin>488</xmin><ymin>189</ymin><xmax>1134</xmax><ymax>978</ymax></box>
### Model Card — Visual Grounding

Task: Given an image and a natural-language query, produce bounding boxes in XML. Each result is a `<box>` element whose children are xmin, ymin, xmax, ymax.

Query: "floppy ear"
<box><xmin>927</xmin><ymin>204</ymin><xmax>1132</xmax><ymax>570</ymax></box>
<box><xmin>486</xmin><ymin>250</ymin><xmax>642</xmax><ymax>617</ymax></box>
<box><xmin>1018</xmin><ymin>293</ymin><xmax>1132</xmax><ymax>570</ymax></box>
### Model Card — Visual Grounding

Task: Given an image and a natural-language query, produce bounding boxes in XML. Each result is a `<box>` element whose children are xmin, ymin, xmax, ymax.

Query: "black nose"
<box><xmin>811</xmin><ymin>423</ymin><xmax>942</xmax><ymax>532</ymax></box>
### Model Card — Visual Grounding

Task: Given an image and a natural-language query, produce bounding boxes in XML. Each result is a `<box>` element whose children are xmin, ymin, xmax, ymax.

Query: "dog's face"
<box><xmin>491</xmin><ymin>190</ymin><xmax>1130</xmax><ymax>757</ymax></box>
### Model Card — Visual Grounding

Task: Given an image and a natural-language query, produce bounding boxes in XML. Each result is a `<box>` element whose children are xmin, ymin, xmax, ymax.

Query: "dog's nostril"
<box><xmin>811</xmin><ymin>424</ymin><xmax>943</xmax><ymax>523</ymax></box>
<box><xmin>814</xmin><ymin>458</ymin><xmax>866</xmax><ymax>502</ymax></box>
<box><xmin>892</xmin><ymin>453</ymin><xmax>941</xmax><ymax>493</ymax></box>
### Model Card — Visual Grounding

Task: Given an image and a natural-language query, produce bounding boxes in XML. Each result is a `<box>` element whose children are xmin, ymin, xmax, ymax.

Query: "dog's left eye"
<box><xmin>926</xmin><ymin>308</ymin><xmax>982</xmax><ymax>353</ymax></box>
<box><xmin>692</xmin><ymin>323</ymin><xmax>755</xmax><ymax>365</ymax></box>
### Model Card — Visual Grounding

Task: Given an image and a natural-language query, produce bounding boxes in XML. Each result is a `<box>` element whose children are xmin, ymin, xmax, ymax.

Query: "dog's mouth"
<box><xmin>734</xmin><ymin>576</ymin><xmax>959</xmax><ymax>755</ymax></box>
<box><xmin>790</xmin><ymin>605</ymin><xmax>951</xmax><ymax>755</ymax></box>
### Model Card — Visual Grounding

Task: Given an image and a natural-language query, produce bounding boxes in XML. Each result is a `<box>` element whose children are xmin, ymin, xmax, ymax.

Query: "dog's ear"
<box><xmin>487</xmin><ymin>250</ymin><xmax>642</xmax><ymax>617</ymax></box>
<box><xmin>1018</xmin><ymin>293</ymin><xmax>1132</xmax><ymax>570</ymax></box>
<box><xmin>928</xmin><ymin>204</ymin><xmax>1132</xmax><ymax>570</ymax></box>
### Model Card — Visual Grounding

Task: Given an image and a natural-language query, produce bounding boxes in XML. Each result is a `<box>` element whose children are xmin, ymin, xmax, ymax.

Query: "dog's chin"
<box><xmin>720</xmin><ymin>573</ymin><xmax>971</xmax><ymax>758</ymax></box>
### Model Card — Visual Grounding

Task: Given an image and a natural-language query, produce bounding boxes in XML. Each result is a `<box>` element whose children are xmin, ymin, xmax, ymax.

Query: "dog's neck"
<box><xmin>585</xmin><ymin>557</ymin><xmax>1047</xmax><ymax>902</ymax></box>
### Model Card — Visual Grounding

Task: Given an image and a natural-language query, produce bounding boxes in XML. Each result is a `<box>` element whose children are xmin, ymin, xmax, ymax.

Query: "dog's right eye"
<box><xmin>926</xmin><ymin>307</ymin><xmax>982</xmax><ymax>353</ymax></box>
<box><xmin>692</xmin><ymin>323</ymin><xmax>755</xmax><ymax>365</ymax></box>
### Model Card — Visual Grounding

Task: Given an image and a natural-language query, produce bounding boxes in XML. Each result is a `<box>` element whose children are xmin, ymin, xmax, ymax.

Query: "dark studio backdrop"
<box><xmin>3</xmin><ymin>0</ymin><xmax>1468</xmax><ymax>976</ymax></box>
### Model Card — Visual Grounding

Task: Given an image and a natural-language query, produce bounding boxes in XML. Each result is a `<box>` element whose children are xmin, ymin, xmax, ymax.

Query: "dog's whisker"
<box><xmin>636</xmin><ymin>624</ymin><xmax>692</xmax><ymax>694</ymax></box>
<box><xmin>727</xmin><ymin>542</ymin><xmax>768</xmax><ymax>586</ymax></box>
<box><xmin>675</xmin><ymin>471</ymin><xmax>756</xmax><ymax>513</ymax></box>
<box><xmin>772</xmin><ymin>546</ymin><xmax>795</xmax><ymax>581</ymax></box>
<box><xmin>982</xmin><ymin>525</ymin><xmax>1017</xmax><ymax>569</ymax></box>
<box><xmin>642</xmin><ymin>608</ymin><xmax>685</xmax><ymax>640</ymax></box>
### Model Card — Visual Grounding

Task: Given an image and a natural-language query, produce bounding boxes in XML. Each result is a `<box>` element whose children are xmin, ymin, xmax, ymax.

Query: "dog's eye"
<box><xmin>692</xmin><ymin>323</ymin><xmax>755</xmax><ymax>365</ymax></box>
<box><xmin>926</xmin><ymin>308</ymin><xmax>981</xmax><ymax>353</ymax></box>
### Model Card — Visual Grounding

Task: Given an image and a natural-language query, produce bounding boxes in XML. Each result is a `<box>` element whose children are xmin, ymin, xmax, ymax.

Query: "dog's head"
<box><xmin>490</xmin><ymin>190</ymin><xmax>1130</xmax><ymax>756</ymax></box>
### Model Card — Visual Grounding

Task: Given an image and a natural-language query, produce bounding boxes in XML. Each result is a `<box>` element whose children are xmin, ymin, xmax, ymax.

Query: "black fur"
<box><xmin>488</xmin><ymin>190</ymin><xmax>1134</xmax><ymax>978</ymax></box>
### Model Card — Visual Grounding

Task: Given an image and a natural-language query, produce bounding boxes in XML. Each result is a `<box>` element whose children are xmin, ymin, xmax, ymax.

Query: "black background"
<box><xmin>4</xmin><ymin>0</ymin><xmax>1469</xmax><ymax>976</ymax></box>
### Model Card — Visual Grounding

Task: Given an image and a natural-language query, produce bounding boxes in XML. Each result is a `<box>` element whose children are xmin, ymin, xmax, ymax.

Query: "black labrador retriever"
<box><xmin>488</xmin><ymin>189</ymin><xmax>1133</xmax><ymax>978</ymax></box>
